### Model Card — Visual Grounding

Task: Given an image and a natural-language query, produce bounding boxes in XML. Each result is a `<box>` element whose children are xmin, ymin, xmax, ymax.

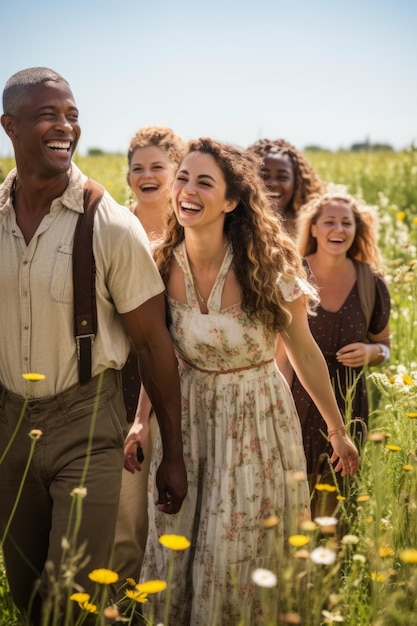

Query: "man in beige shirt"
<box><xmin>0</xmin><ymin>67</ymin><xmax>186</xmax><ymax>626</ymax></box>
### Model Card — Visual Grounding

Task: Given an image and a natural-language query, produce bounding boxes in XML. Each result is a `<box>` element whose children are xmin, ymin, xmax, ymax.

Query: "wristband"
<box><xmin>377</xmin><ymin>344</ymin><xmax>390</xmax><ymax>364</ymax></box>
<box><xmin>327</xmin><ymin>426</ymin><xmax>347</xmax><ymax>441</ymax></box>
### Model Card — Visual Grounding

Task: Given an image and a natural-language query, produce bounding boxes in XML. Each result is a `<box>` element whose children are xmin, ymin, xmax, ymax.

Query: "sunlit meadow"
<box><xmin>1</xmin><ymin>148</ymin><xmax>417</xmax><ymax>625</ymax></box>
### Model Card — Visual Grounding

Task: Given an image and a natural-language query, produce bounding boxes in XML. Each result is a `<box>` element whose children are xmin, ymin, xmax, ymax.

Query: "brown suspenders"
<box><xmin>72</xmin><ymin>179</ymin><xmax>104</xmax><ymax>385</ymax></box>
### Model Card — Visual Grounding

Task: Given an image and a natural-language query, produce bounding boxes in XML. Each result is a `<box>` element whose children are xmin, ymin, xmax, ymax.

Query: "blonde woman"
<box><xmin>114</xmin><ymin>126</ymin><xmax>185</xmax><ymax>586</ymax></box>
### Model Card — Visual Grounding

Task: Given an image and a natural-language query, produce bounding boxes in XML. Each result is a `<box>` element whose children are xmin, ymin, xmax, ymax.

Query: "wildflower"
<box><xmin>70</xmin><ymin>592</ymin><xmax>90</xmax><ymax>603</ymax></box>
<box><xmin>406</xmin><ymin>412</ymin><xmax>417</xmax><ymax>418</ymax></box>
<box><xmin>396</xmin><ymin>211</ymin><xmax>406</xmax><ymax>221</ymax></box>
<box><xmin>403</xmin><ymin>464</ymin><xmax>413</xmax><ymax>472</ymax></box>
<box><xmin>288</xmin><ymin>534</ymin><xmax>310</xmax><ymax>547</ymax></box>
<box><xmin>357</xmin><ymin>495</ymin><xmax>370</xmax><ymax>503</ymax></box>
<box><xmin>403</xmin><ymin>374</ymin><xmax>413</xmax><ymax>386</ymax></box>
<box><xmin>251</xmin><ymin>568</ymin><xmax>277</xmax><ymax>588</ymax></box>
<box><xmin>300</xmin><ymin>519</ymin><xmax>318</xmax><ymax>532</ymax></box>
<box><xmin>126</xmin><ymin>577</ymin><xmax>137</xmax><ymax>586</ymax></box>
<box><xmin>314</xmin><ymin>516</ymin><xmax>338</xmax><ymax>528</ymax></box>
<box><xmin>159</xmin><ymin>534</ymin><xmax>190</xmax><ymax>550</ymax></box>
<box><xmin>135</xmin><ymin>580</ymin><xmax>167</xmax><ymax>594</ymax></box>
<box><xmin>103</xmin><ymin>605</ymin><xmax>120</xmax><ymax>620</ymax></box>
<box><xmin>88</xmin><ymin>568</ymin><xmax>119</xmax><ymax>585</ymax></box>
<box><xmin>263</xmin><ymin>515</ymin><xmax>279</xmax><ymax>528</ymax></box>
<box><xmin>371</xmin><ymin>571</ymin><xmax>391</xmax><ymax>582</ymax></box>
<box><xmin>294</xmin><ymin>549</ymin><xmax>311</xmax><ymax>560</ymax></box>
<box><xmin>413</xmin><ymin>218</ymin><xmax>417</xmax><ymax>226</ymax></box>
<box><xmin>314</xmin><ymin>483</ymin><xmax>337</xmax><ymax>492</ymax></box>
<box><xmin>71</xmin><ymin>487</ymin><xmax>88</xmax><ymax>498</ymax></box>
<box><xmin>336</xmin><ymin>495</ymin><xmax>346</xmax><ymax>501</ymax></box>
<box><xmin>399</xmin><ymin>548</ymin><xmax>417</xmax><ymax>564</ymax></box>
<box><xmin>386</xmin><ymin>445</ymin><xmax>401</xmax><ymax>452</ymax></box>
<box><xmin>310</xmin><ymin>547</ymin><xmax>336</xmax><ymax>565</ymax></box>
<box><xmin>367</xmin><ymin>431</ymin><xmax>388</xmax><ymax>443</ymax></box>
<box><xmin>379</xmin><ymin>547</ymin><xmax>394</xmax><ymax>557</ymax></box>
<box><xmin>80</xmin><ymin>600</ymin><xmax>98</xmax><ymax>613</ymax></box>
<box><xmin>353</xmin><ymin>554</ymin><xmax>366</xmax><ymax>564</ymax></box>
<box><xmin>29</xmin><ymin>429</ymin><xmax>43</xmax><ymax>440</ymax></box>
<box><xmin>22</xmin><ymin>372</ymin><xmax>46</xmax><ymax>381</ymax></box>
<box><xmin>341</xmin><ymin>534</ymin><xmax>359</xmax><ymax>545</ymax></box>
<box><xmin>322</xmin><ymin>609</ymin><xmax>344</xmax><ymax>622</ymax></box>
<box><xmin>125</xmin><ymin>588</ymin><xmax>148</xmax><ymax>603</ymax></box>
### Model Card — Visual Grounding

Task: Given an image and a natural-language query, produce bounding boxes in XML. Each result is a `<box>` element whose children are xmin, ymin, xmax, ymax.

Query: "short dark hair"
<box><xmin>2</xmin><ymin>67</ymin><xmax>68</xmax><ymax>116</ymax></box>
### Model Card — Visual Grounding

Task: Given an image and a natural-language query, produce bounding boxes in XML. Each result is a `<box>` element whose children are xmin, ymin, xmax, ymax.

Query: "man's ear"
<box><xmin>224</xmin><ymin>198</ymin><xmax>238</xmax><ymax>214</ymax></box>
<box><xmin>1</xmin><ymin>114</ymin><xmax>17</xmax><ymax>139</ymax></box>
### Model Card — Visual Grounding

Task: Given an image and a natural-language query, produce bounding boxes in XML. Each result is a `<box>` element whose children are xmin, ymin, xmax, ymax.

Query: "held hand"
<box><xmin>336</xmin><ymin>342</ymin><xmax>372</xmax><ymax>368</ymax></box>
<box><xmin>124</xmin><ymin>422</ymin><xmax>146</xmax><ymax>473</ymax></box>
<box><xmin>330</xmin><ymin>434</ymin><xmax>360</xmax><ymax>477</ymax></box>
<box><xmin>155</xmin><ymin>455</ymin><xmax>188</xmax><ymax>515</ymax></box>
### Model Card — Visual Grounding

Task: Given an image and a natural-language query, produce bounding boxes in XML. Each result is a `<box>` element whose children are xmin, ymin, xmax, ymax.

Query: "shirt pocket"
<box><xmin>49</xmin><ymin>244</ymin><xmax>73</xmax><ymax>303</ymax></box>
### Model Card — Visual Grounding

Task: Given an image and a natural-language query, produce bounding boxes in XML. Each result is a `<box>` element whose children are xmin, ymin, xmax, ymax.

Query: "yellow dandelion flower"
<box><xmin>396</xmin><ymin>211</ymin><xmax>406</xmax><ymax>221</ymax></box>
<box><xmin>403</xmin><ymin>464</ymin><xmax>413</xmax><ymax>471</ymax></box>
<box><xmin>29</xmin><ymin>429</ymin><xmax>43</xmax><ymax>440</ymax></box>
<box><xmin>336</xmin><ymin>495</ymin><xmax>346</xmax><ymax>501</ymax></box>
<box><xmin>263</xmin><ymin>515</ymin><xmax>280</xmax><ymax>529</ymax></box>
<box><xmin>389</xmin><ymin>376</ymin><xmax>396</xmax><ymax>384</ymax></box>
<box><xmin>379</xmin><ymin>547</ymin><xmax>394</xmax><ymax>557</ymax></box>
<box><xmin>159</xmin><ymin>534</ymin><xmax>191</xmax><ymax>550</ymax></box>
<box><xmin>80</xmin><ymin>601</ymin><xmax>97</xmax><ymax>613</ymax></box>
<box><xmin>135</xmin><ymin>580</ymin><xmax>167</xmax><ymax>594</ymax></box>
<box><xmin>314</xmin><ymin>483</ymin><xmax>337</xmax><ymax>492</ymax></box>
<box><xmin>406</xmin><ymin>412</ymin><xmax>417</xmax><ymax>418</ymax></box>
<box><xmin>288</xmin><ymin>534</ymin><xmax>310</xmax><ymax>547</ymax></box>
<box><xmin>405</xmin><ymin>274</ymin><xmax>414</xmax><ymax>282</ymax></box>
<box><xmin>22</xmin><ymin>373</ymin><xmax>46</xmax><ymax>381</ymax></box>
<box><xmin>400</xmin><ymin>548</ymin><xmax>417</xmax><ymax>564</ymax></box>
<box><xmin>371</xmin><ymin>571</ymin><xmax>390</xmax><ymax>582</ymax></box>
<box><xmin>88</xmin><ymin>568</ymin><xmax>119</xmax><ymax>585</ymax></box>
<box><xmin>366</xmin><ymin>517</ymin><xmax>373</xmax><ymax>524</ymax></box>
<box><xmin>125</xmin><ymin>589</ymin><xmax>148</xmax><ymax>603</ymax></box>
<box><xmin>413</xmin><ymin>218</ymin><xmax>417</xmax><ymax>226</ymax></box>
<box><xmin>357</xmin><ymin>495</ymin><xmax>370</xmax><ymax>503</ymax></box>
<box><xmin>126</xmin><ymin>577</ymin><xmax>137</xmax><ymax>586</ymax></box>
<box><xmin>403</xmin><ymin>374</ymin><xmax>413</xmax><ymax>386</ymax></box>
<box><xmin>70</xmin><ymin>592</ymin><xmax>90</xmax><ymax>603</ymax></box>
<box><xmin>386</xmin><ymin>445</ymin><xmax>401</xmax><ymax>452</ymax></box>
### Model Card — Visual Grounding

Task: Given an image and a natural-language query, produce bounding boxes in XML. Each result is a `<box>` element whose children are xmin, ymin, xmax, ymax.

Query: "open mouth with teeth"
<box><xmin>180</xmin><ymin>201</ymin><xmax>202</xmax><ymax>213</ymax></box>
<box><xmin>47</xmin><ymin>141</ymin><xmax>71</xmax><ymax>152</ymax></box>
<box><xmin>328</xmin><ymin>237</ymin><xmax>345</xmax><ymax>243</ymax></box>
<box><xmin>140</xmin><ymin>183</ymin><xmax>159</xmax><ymax>193</ymax></box>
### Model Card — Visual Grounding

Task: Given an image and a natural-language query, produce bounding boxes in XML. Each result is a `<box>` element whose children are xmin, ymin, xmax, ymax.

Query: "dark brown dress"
<box><xmin>292</xmin><ymin>273</ymin><xmax>390</xmax><ymax>478</ymax></box>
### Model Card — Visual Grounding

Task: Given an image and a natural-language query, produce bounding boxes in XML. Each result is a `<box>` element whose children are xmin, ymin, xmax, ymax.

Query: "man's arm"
<box><xmin>121</xmin><ymin>292</ymin><xmax>187</xmax><ymax>513</ymax></box>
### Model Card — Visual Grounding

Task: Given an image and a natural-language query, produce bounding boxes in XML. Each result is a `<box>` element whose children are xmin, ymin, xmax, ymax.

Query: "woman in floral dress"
<box><xmin>124</xmin><ymin>139</ymin><xmax>359</xmax><ymax>625</ymax></box>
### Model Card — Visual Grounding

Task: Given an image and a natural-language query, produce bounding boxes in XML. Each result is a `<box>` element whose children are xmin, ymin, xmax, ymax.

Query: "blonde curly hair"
<box><xmin>154</xmin><ymin>138</ymin><xmax>317</xmax><ymax>332</ymax></box>
<box><xmin>296</xmin><ymin>192</ymin><xmax>383</xmax><ymax>271</ymax></box>
<box><xmin>127</xmin><ymin>125</ymin><xmax>185</xmax><ymax>168</ymax></box>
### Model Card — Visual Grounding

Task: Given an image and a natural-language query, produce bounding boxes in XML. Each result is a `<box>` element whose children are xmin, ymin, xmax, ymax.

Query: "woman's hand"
<box><xmin>329</xmin><ymin>433</ymin><xmax>360</xmax><ymax>476</ymax></box>
<box><xmin>124</xmin><ymin>420</ymin><xmax>148</xmax><ymax>473</ymax></box>
<box><xmin>336</xmin><ymin>342</ymin><xmax>373</xmax><ymax>367</ymax></box>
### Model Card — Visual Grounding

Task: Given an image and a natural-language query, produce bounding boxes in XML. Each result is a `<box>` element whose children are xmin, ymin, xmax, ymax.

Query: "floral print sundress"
<box><xmin>141</xmin><ymin>241</ymin><xmax>310</xmax><ymax>625</ymax></box>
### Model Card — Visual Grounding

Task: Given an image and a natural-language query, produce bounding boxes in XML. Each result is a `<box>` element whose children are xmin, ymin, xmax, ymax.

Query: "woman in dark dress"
<box><xmin>278</xmin><ymin>191</ymin><xmax>391</xmax><ymax>520</ymax></box>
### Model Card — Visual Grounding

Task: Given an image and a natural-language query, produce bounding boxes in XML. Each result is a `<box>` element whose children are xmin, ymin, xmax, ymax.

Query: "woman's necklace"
<box><xmin>187</xmin><ymin>241</ymin><xmax>228</xmax><ymax>307</ymax></box>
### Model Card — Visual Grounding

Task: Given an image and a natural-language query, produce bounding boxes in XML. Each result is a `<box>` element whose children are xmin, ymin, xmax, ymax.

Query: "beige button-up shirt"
<box><xmin>0</xmin><ymin>164</ymin><xmax>164</xmax><ymax>398</ymax></box>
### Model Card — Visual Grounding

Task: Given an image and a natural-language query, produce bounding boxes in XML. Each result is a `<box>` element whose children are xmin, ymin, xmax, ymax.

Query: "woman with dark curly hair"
<box><xmin>247</xmin><ymin>138</ymin><xmax>327</xmax><ymax>238</ymax></box>
<box><xmin>125</xmin><ymin>139</ymin><xmax>359</xmax><ymax>625</ymax></box>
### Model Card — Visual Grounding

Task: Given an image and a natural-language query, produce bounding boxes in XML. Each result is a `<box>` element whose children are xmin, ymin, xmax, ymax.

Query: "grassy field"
<box><xmin>1</xmin><ymin>149</ymin><xmax>417</xmax><ymax>625</ymax></box>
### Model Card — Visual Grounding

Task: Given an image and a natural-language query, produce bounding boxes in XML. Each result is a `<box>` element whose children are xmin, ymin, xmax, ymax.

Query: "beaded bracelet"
<box><xmin>327</xmin><ymin>426</ymin><xmax>347</xmax><ymax>441</ymax></box>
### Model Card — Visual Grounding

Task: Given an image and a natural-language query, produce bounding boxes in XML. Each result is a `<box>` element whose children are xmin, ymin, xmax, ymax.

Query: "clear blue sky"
<box><xmin>1</xmin><ymin>0</ymin><xmax>415</xmax><ymax>156</ymax></box>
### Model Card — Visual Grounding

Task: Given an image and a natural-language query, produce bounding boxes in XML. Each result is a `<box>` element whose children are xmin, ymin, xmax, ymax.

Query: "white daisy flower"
<box><xmin>251</xmin><ymin>568</ymin><xmax>277</xmax><ymax>588</ymax></box>
<box><xmin>310</xmin><ymin>547</ymin><xmax>336</xmax><ymax>565</ymax></box>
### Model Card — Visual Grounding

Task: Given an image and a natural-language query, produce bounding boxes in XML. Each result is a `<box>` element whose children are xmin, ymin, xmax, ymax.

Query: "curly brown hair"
<box><xmin>127</xmin><ymin>125</ymin><xmax>185</xmax><ymax>168</ymax></box>
<box><xmin>246</xmin><ymin>138</ymin><xmax>326</xmax><ymax>215</ymax></box>
<box><xmin>154</xmin><ymin>138</ymin><xmax>317</xmax><ymax>332</ymax></box>
<box><xmin>296</xmin><ymin>192</ymin><xmax>383</xmax><ymax>271</ymax></box>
